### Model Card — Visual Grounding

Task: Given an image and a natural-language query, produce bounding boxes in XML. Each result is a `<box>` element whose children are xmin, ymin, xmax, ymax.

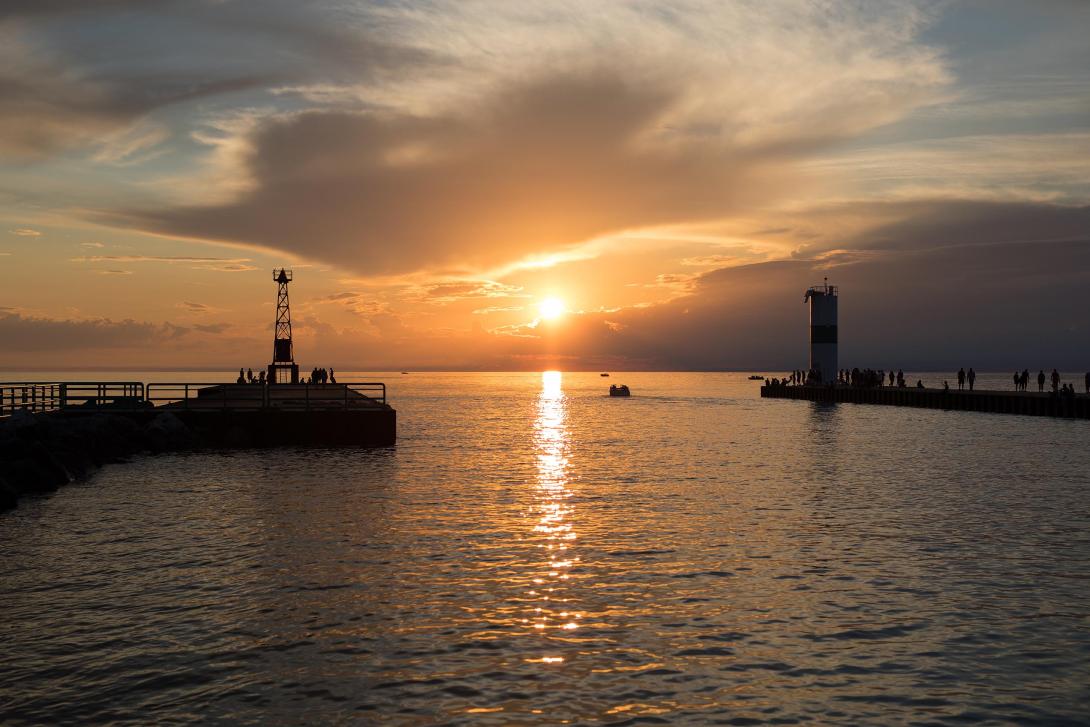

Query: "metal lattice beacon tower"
<box><xmin>804</xmin><ymin>278</ymin><xmax>838</xmax><ymax>383</ymax></box>
<box><xmin>268</xmin><ymin>268</ymin><xmax>300</xmax><ymax>384</ymax></box>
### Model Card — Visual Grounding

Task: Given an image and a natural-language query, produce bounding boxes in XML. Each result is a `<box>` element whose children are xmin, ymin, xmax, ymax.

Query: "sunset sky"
<box><xmin>1</xmin><ymin>1</ymin><xmax>1087</xmax><ymax>370</ymax></box>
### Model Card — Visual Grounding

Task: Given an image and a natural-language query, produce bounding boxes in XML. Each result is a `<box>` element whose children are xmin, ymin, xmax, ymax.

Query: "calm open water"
<box><xmin>2</xmin><ymin>371</ymin><xmax>1089</xmax><ymax>725</ymax></box>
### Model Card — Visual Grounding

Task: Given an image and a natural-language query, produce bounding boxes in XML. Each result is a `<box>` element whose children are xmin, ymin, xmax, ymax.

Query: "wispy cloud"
<box><xmin>72</xmin><ymin>255</ymin><xmax>251</xmax><ymax>263</ymax></box>
<box><xmin>9</xmin><ymin>228</ymin><xmax>40</xmax><ymax>237</ymax></box>
<box><xmin>178</xmin><ymin>301</ymin><xmax>211</xmax><ymax>313</ymax></box>
<box><xmin>472</xmin><ymin>305</ymin><xmax>525</xmax><ymax>315</ymax></box>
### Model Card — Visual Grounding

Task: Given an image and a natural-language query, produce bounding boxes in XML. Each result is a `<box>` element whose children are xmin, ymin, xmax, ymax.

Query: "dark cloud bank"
<box><xmin>450</xmin><ymin>199</ymin><xmax>1088</xmax><ymax>371</ymax></box>
<box><xmin>124</xmin><ymin>74</ymin><xmax>785</xmax><ymax>275</ymax></box>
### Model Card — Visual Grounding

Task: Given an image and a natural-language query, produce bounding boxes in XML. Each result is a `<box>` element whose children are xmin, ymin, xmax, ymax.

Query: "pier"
<box><xmin>761</xmin><ymin>384</ymin><xmax>1088</xmax><ymax>419</ymax></box>
<box><xmin>0</xmin><ymin>380</ymin><xmax>397</xmax><ymax>510</ymax></box>
<box><xmin>0</xmin><ymin>380</ymin><xmax>397</xmax><ymax>447</ymax></box>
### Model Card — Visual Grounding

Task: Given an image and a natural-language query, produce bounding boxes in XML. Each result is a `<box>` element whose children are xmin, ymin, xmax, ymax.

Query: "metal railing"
<box><xmin>0</xmin><ymin>382</ymin><xmax>145</xmax><ymax>416</ymax></box>
<box><xmin>0</xmin><ymin>380</ymin><xmax>387</xmax><ymax>416</ymax></box>
<box><xmin>144</xmin><ymin>382</ymin><xmax>387</xmax><ymax>411</ymax></box>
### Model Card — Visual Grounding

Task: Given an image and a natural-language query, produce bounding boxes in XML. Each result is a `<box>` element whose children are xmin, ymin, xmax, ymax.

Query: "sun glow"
<box><xmin>538</xmin><ymin>297</ymin><xmax>566</xmax><ymax>320</ymax></box>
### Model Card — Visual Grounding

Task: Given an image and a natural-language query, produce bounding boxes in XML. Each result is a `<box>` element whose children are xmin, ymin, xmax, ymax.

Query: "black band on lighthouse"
<box><xmin>810</xmin><ymin>325</ymin><xmax>837</xmax><ymax>344</ymax></box>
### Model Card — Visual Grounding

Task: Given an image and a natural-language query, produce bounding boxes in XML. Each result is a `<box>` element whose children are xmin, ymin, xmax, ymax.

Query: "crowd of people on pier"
<box><xmin>235</xmin><ymin>367</ymin><xmax>337</xmax><ymax>385</ymax></box>
<box><xmin>306</xmin><ymin>367</ymin><xmax>337</xmax><ymax>385</ymax></box>
<box><xmin>767</xmin><ymin>367</ymin><xmax>1089</xmax><ymax>395</ymax></box>
<box><xmin>236</xmin><ymin>368</ymin><xmax>265</xmax><ymax>385</ymax></box>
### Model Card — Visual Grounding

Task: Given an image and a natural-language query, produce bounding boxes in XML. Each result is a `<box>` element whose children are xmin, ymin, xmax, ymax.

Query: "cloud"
<box><xmin>80</xmin><ymin>241</ymin><xmax>105</xmax><ymax>248</ymax></box>
<box><xmin>193</xmin><ymin>322</ymin><xmax>231</xmax><ymax>334</ymax></box>
<box><xmin>179</xmin><ymin>301</ymin><xmax>210</xmax><ymax>312</ymax></box>
<box><xmin>422</xmin><ymin>280</ymin><xmax>528</xmax><ymax>302</ymax></box>
<box><xmin>473</xmin><ymin>305</ymin><xmax>525</xmax><ymax>315</ymax></box>
<box><xmin>323</xmin><ymin>292</ymin><xmax>359</xmax><ymax>301</ymax></box>
<box><xmin>119</xmin><ymin>76</ymin><xmax>803</xmax><ymax>275</ymax></box>
<box><xmin>471</xmin><ymin>200</ymin><xmax>1090</xmax><ymax>369</ymax></box>
<box><xmin>97</xmin><ymin>269</ymin><xmax>132</xmax><ymax>275</ymax></box>
<box><xmin>0</xmin><ymin>311</ymin><xmax>188</xmax><ymax>352</ymax></box>
<box><xmin>72</xmin><ymin>255</ymin><xmax>251</xmax><ymax>263</ymax></box>
<box><xmin>103</xmin><ymin>1</ymin><xmax>950</xmax><ymax>276</ymax></box>
<box><xmin>0</xmin><ymin>1</ymin><xmax>155</xmax><ymax>20</ymax></box>
<box><xmin>0</xmin><ymin>17</ymin><xmax>272</xmax><ymax>161</ymax></box>
<box><xmin>0</xmin><ymin>1</ymin><xmax>439</xmax><ymax>160</ymax></box>
<box><xmin>9</xmin><ymin>228</ymin><xmax>40</xmax><ymax>236</ymax></box>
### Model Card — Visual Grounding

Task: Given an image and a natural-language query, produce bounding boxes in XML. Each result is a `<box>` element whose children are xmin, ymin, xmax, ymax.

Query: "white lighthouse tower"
<box><xmin>804</xmin><ymin>278</ymin><xmax>837</xmax><ymax>384</ymax></box>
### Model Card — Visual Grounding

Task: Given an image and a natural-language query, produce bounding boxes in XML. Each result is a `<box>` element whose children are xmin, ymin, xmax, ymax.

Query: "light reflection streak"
<box><xmin>526</xmin><ymin>371</ymin><xmax>581</xmax><ymax>662</ymax></box>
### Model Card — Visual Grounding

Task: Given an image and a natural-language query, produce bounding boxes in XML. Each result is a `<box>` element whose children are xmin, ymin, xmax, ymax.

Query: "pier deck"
<box><xmin>761</xmin><ymin>384</ymin><xmax>1088</xmax><ymax>419</ymax></box>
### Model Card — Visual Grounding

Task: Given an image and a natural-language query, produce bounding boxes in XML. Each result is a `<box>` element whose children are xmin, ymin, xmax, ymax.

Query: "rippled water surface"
<box><xmin>2</xmin><ymin>372</ymin><xmax>1089</xmax><ymax>724</ymax></box>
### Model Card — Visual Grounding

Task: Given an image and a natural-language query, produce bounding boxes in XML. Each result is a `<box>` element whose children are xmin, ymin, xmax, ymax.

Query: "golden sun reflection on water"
<box><xmin>524</xmin><ymin>371</ymin><xmax>581</xmax><ymax>664</ymax></box>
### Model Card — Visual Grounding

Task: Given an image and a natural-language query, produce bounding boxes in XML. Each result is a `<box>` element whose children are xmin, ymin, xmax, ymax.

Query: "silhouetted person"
<box><xmin>247</xmin><ymin>368</ymin><xmax>254</xmax><ymax>383</ymax></box>
<box><xmin>259</xmin><ymin>370</ymin><xmax>266</xmax><ymax>385</ymax></box>
<box><xmin>1051</xmin><ymin>368</ymin><xmax>1060</xmax><ymax>392</ymax></box>
<box><xmin>1013</xmin><ymin>372</ymin><xmax>1019</xmax><ymax>390</ymax></box>
<box><xmin>236</xmin><ymin>368</ymin><xmax>245</xmax><ymax>384</ymax></box>
<box><xmin>916</xmin><ymin>379</ymin><xmax>924</xmax><ymax>388</ymax></box>
<box><xmin>957</xmin><ymin>368</ymin><xmax>965</xmax><ymax>390</ymax></box>
<box><xmin>897</xmin><ymin>369</ymin><xmax>905</xmax><ymax>388</ymax></box>
<box><xmin>889</xmin><ymin>370</ymin><xmax>895</xmax><ymax>386</ymax></box>
<box><xmin>1021</xmin><ymin>369</ymin><xmax>1029</xmax><ymax>392</ymax></box>
<box><xmin>967</xmin><ymin>368</ymin><xmax>976</xmax><ymax>391</ymax></box>
<box><xmin>329</xmin><ymin>369</ymin><xmax>337</xmax><ymax>384</ymax></box>
<box><xmin>1038</xmin><ymin>370</ymin><xmax>1045</xmax><ymax>392</ymax></box>
<box><xmin>943</xmin><ymin>380</ymin><xmax>949</xmax><ymax>392</ymax></box>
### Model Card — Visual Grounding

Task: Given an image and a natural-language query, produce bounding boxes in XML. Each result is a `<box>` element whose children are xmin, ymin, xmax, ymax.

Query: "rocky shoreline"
<box><xmin>0</xmin><ymin>410</ymin><xmax>197</xmax><ymax>512</ymax></box>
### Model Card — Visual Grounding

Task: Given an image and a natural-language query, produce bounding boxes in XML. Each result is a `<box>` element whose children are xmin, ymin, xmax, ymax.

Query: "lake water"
<box><xmin>2</xmin><ymin>372</ymin><xmax>1089</xmax><ymax>724</ymax></box>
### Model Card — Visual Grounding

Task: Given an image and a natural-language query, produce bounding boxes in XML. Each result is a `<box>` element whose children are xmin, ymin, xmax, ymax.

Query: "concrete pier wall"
<box><xmin>760</xmin><ymin>385</ymin><xmax>1089</xmax><ymax>419</ymax></box>
<box><xmin>1</xmin><ymin>406</ymin><xmax>396</xmax><ymax>512</ymax></box>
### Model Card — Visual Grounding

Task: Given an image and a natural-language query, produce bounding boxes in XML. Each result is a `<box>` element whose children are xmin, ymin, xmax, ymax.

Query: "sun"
<box><xmin>538</xmin><ymin>297</ymin><xmax>566</xmax><ymax>321</ymax></box>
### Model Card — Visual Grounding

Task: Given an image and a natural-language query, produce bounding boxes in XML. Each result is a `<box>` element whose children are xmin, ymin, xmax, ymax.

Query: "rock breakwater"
<box><xmin>0</xmin><ymin>410</ymin><xmax>197</xmax><ymax>512</ymax></box>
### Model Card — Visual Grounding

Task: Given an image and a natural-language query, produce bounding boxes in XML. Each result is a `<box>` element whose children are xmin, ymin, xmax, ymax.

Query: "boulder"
<box><xmin>0</xmin><ymin>475</ymin><xmax>18</xmax><ymax>511</ymax></box>
<box><xmin>147</xmin><ymin>412</ymin><xmax>197</xmax><ymax>451</ymax></box>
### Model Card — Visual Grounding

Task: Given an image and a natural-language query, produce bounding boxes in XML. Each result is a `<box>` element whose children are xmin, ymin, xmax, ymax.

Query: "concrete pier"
<box><xmin>0</xmin><ymin>379</ymin><xmax>397</xmax><ymax>511</ymax></box>
<box><xmin>761</xmin><ymin>384</ymin><xmax>1088</xmax><ymax>419</ymax></box>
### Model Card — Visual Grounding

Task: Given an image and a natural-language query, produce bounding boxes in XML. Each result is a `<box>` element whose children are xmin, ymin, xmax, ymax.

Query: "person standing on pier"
<box><xmin>1051</xmin><ymin>369</ymin><xmax>1060</xmax><ymax>393</ymax></box>
<box><xmin>957</xmin><ymin>368</ymin><xmax>965</xmax><ymax>390</ymax></box>
<box><xmin>968</xmin><ymin>368</ymin><xmax>976</xmax><ymax>391</ymax></box>
<box><xmin>1021</xmin><ymin>369</ymin><xmax>1029</xmax><ymax>392</ymax></box>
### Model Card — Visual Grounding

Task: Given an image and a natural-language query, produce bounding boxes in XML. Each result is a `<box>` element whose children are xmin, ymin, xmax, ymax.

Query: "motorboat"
<box><xmin>600</xmin><ymin>372</ymin><xmax>610</xmax><ymax>377</ymax></box>
<box><xmin>609</xmin><ymin>384</ymin><xmax>631</xmax><ymax>397</ymax></box>
<box><xmin>748</xmin><ymin>375</ymin><xmax>764</xmax><ymax>380</ymax></box>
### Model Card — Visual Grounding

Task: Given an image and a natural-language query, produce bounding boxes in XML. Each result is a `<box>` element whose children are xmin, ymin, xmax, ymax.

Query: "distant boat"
<box><xmin>600</xmin><ymin>372</ymin><xmax>610</xmax><ymax>377</ymax></box>
<box><xmin>401</xmin><ymin>371</ymin><xmax>409</xmax><ymax>374</ymax></box>
<box><xmin>748</xmin><ymin>375</ymin><xmax>764</xmax><ymax>380</ymax></box>
<box><xmin>609</xmin><ymin>384</ymin><xmax>631</xmax><ymax>397</ymax></box>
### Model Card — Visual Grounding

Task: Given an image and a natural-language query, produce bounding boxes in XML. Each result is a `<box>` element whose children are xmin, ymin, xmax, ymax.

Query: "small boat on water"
<box><xmin>609</xmin><ymin>384</ymin><xmax>631</xmax><ymax>397</ymax></box>
<box><xmin>600</xmin><ymin>372</ymin><xmax>610</xmax><ymax>377</ymax></box>
<box><xmin>748</xmin><ymin>375</ymin><xmax>764</xmax><ymax>380</ymax></box>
